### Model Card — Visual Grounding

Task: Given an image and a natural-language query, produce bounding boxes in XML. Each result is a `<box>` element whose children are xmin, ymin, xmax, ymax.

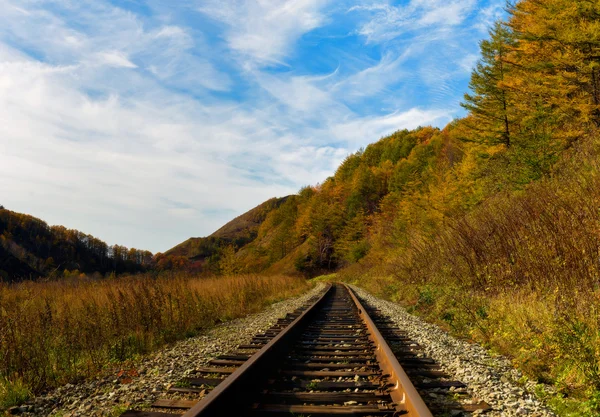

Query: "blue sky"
<box><xmin>0</xmin><ymin>0</ymin><xmax>506</xmax><ymax>252</ymax></box>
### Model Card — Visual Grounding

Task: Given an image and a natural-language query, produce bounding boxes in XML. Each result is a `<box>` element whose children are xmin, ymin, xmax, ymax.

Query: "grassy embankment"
<box><xmin>341</xmin><ymin>138</ymin><xmax>600</xmax><ymax>416</ymax></box>
<box><xmin>0</xmin><ymin>273</ymin><xmax>309</xmax><ymax>409</ymax></box>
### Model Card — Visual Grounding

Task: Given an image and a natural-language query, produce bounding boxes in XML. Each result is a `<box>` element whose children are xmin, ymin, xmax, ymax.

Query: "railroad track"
<box><xmin>121</xmin><ymin>284</ymin><xmax>489</xmax><ymax>417</ymax></box>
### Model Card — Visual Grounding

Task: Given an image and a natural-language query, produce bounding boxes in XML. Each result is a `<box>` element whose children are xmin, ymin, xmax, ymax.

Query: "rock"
<box><xmin>350</xmin><ymin>285</ymin><xmax>558</xmax><ymax>417</ymax></box>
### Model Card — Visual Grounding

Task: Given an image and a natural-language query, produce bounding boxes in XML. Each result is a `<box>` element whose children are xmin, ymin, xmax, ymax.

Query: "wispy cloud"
<box><xmin>350</xmin><ymin>0</ymin><xmax>478</xmax><ymax>43</ymax></box>
<box><xmin>0</xmin><ymin>0</ymin><xmax>503</xmax><ymax>251</ymax></box>
<box><xmin>96</xmin><ymin>51</ymin><xmax>137</xmax><ymax>68</ymax></box>
<box><xmin>198</xmin><ymin>0</ymin><xmax>330</xmax><ymax>66</ymax></box>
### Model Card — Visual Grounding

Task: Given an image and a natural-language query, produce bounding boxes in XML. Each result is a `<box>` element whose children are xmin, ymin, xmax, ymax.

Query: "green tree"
<box><xmin>462</xmin><ymin>21</ymin><xmax>516</xmax><ymax>148</ymax></box>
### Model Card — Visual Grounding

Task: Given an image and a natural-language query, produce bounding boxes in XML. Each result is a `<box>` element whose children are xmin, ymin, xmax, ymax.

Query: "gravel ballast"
<box><xmin>18</xmin><ymin>283</ymin><xmax>327</xmax><ymax>417</ymax></box>
<box><xmin>352</xmin><ymin>285</ymin><xmax>558</xmax><ymax>417</ymax></box>
<box><xmin>15</xmin><ymin>283</ymin><xmax>558</xmax><ymax>416</ymax></box>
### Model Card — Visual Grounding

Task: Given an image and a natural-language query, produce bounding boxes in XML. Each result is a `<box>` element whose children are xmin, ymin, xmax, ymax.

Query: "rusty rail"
<box><xmin>123</xmin><ymin>283</ymin><xmax>439</xmax><ymax>417</ymax></box>
<box><xmin>344</xmin><ymin>284</ymin><xmax>433</xmax><ymax>417</ymax></box>
<box><xmin>181</xmin><ymin>283</ymin><xmax>333</xmax><ymax>417</ymax></box>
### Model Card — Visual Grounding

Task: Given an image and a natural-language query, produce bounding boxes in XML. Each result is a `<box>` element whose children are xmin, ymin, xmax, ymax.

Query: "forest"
<box><xmin>0</xmin><ymin>208</ymin><xmax>152</xmax><ymax>281</ymax></box>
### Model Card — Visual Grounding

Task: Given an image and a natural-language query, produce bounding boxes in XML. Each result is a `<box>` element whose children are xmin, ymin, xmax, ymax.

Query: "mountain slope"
<box><xmin>170</xmin><ymin>127</ymin><xmax>450</xmax><ymax>276</ymax></box>
<box><xmin>164</xmin><ymin>197</ymin><xmax>290</xmax><ymax>267</ymax></box>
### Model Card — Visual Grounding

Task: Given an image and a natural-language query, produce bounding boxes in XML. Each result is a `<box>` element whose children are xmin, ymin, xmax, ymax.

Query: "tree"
<box><xmin>334</xmin><ymin>210</ymin><xmax>369</xmax><ymax>264</ymax></box>
<box><xmin>462</xmin><ymin>21</ymin><xmax>516</xmax><ymax>148</ymax></box>
<box><xmin>506</xmin><ymin>0</ymin><xmax>600</xmax><ymax>144</ymax></box>
<box><xmin>219</xmin><ymin>245</ymin><xmax>239</xmax><ymax>276</ymax></box>
<box><xmin>347</xmin><ymin>165</ymin><xmax>380</xmax><ymax>216</ymax></box>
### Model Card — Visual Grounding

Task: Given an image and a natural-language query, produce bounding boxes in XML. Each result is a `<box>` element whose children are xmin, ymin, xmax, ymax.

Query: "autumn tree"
<box><xmin>266</xmin><ymin>197</ymin><xmax>299</xmax><ymax>264</ymax></box>
<box><xmin>219</xmin><ymin>245</ymin><xmax>240</xmax><ymax>276</ymax></box>
<box><xmin>334</xmin><ymin>210</ymin><xmax>370</xmax><ymax>264</ymax></box>
<box><xmin>347</xmin><ymin>165</ymin><xmax>380</xmax><ymax>216</ymax></box>
<box><xmin>508</xmin><ymin>0</ymin><xmax>600</xmax><ymax>132</ymax></box>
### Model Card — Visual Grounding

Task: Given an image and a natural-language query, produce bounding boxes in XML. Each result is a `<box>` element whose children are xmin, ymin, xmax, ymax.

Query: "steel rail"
<box><xmin>344</xmin><ymin>283</ymin><xmax>433</xmax><ymax>417</ymax></box>
<box><xmin>181</xmin><ymin>283</ymin><xmax>333</xmax><ymax>417</ymax></box>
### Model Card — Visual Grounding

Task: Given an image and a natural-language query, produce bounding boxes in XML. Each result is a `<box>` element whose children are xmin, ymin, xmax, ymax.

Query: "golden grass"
<box><xmin>339</xmin><ymin>139</ymin><xmax>600</xmax><ymax>415</ymax></box>
<box><xmin>345</xmin><ymin>269</ymin><xmax>600</xmax><ymax>415</ymax></box>
<box><xmin>0</xmin><ymin>273</ymin><xmax>309</xmax><ymax>408</ymax></box>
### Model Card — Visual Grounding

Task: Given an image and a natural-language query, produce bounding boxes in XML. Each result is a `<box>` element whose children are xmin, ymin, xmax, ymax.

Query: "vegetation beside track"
<box><xmin>0</xmin><ymin>273</ymin><xmax>309</xmax><ymax>410</ymax></box>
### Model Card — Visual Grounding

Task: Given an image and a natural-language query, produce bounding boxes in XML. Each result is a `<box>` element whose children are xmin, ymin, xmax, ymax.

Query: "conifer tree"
<box><xmin>508</xmin><ymin>0</ymin><xmax>600</xmax><ymax>138</ymax></box>
<box><xmin>462</xmin><ymin>21</ymin><xmax>516</xmax><ymax>148</ymax></box>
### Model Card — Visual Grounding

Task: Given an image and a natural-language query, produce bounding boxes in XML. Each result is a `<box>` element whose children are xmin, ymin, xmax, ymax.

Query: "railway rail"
<box><xmin>121</xmin><ymin>284</ymin><xmax>489</xmax><ymax>417</ymax></box>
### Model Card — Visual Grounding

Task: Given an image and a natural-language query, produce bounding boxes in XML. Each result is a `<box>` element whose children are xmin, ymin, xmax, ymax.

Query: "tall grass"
<box><xmin>0</xmin><ymin>273</ymin><xmax>308</xmax><ymax>408</ymax></box>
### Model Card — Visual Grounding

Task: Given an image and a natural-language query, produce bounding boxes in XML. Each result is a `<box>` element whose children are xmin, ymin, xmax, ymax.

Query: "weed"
<box><xmin>416</xmin><ymin>286</ymin><xmax>435</xmax><ymax>307</ymax></box>
<box><xmin>0</xmin><ymin>273</ymin><xmax>309</xmax><ymax>400</ymax></box>
<box><xmin>0</xmin><ymin>377</ymin><xmax>31</xmax><ymax>410</ymax></box>
<box><xmin>582</xmin><ymin>391</ymin><xmax>600</xmax><ymax>416</ymax></box>
<box><xmin>109</xmin><ymin>405</ymin><xmax>129</xmax><ymax>417</ymax></box>
<box><xmin>305</xmin><ymin>381</ymin><xmax>319</xmax><ymax>391</ymax></box>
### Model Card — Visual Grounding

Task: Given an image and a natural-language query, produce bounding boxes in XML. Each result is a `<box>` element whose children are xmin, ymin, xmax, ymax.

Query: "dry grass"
<box><xmin>0</xmin><ymin>273</ymin><xmax>308</xmax><ymax>408</ymax></box>
<box><xmin>342</xmin><ymin>138</ymin><xmax>600</xmax><ymax>415</ymax></box>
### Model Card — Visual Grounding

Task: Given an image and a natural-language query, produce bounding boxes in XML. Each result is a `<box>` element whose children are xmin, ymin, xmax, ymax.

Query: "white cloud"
<box><xmin>458</xmin><ymin>53</ymin><xmax>479</xmax><ymax>73</ymax></box>
<box><xmin>350</xmin><ymin>0</ymin><xmax>478</xmax><ymax>43</ymax></box>
<box><xmin>328</xmin><ymin>108</ymin><xmax>453</xmax><ymax>148</ymax></box>
<box><xmin>198</xmin><ymin>0</ymin><xmax>329</xmax><ymax>65</ymax></box>
<box><xmin>252</xmin><ymin>72</ymin><xmax>344</xmax><ymax>116</ymax></box>
<box><xmin>474</xmin><ymin>2</ymin><xmax>507</xmax><ymax>32</ymax></box>
<box><xmin>0</xmin><ymin>0</ymin><xmax>230</xmax><ymax>92</ymax></box>
<box><xmin>0</xmin><ymin>50</ymin><xmax>293</xmax><ymax>251</ymax></box>
<box><xmin>330</xmin><ymin>51</ymin><xmax>414</xmax><ymax>101</ymax></box>
<box><xmin>96</xmin><ymin>51</ymin><xmax>137</xmax><ymax>68</ymax></box>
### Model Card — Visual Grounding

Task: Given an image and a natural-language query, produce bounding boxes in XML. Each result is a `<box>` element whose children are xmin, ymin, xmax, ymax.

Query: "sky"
<box><xmin>0</xmin><ymin>0</ymin><xmax>506</xmax><ymax>253</ymax></box>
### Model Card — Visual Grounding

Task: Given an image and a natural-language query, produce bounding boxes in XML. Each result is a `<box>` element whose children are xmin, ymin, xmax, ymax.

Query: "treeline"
<box><xmin>0</xmin><ymin>207</ymin><xmax>152</xmax><ymax>281</ymax></box>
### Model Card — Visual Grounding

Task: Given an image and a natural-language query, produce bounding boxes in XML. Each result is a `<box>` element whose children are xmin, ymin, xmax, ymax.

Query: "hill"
<box><xmin>163</xmin><ymin>197</ymin><xmax>289</xmax><ymax>273</ymax></box>
<box><xmin>170</xmin><ymin>126</ymin><xmax>464</xmax><ymax>276</ymax></box>
<box><xmin>0</xmin><ymin>207</ymin><xmax>152</xmax><ymax>281</ymax></box>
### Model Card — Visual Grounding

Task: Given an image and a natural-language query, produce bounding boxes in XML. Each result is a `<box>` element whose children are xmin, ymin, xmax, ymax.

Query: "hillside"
<box><xmin>170</xmin><ymin>126</ymin><xmax>467</xmax><ymax>276</ymax></box>
<box><xmin>162</xmin><ymin>197</ymin><xmax>289</xmax><ymax>273</ymax></box>
<box><xmin>166</xmin><ymin>197</ymin><xmax>289</xmax><ymax>258</ymax></box>
<box><xmin>0</xmin><ymin>207</ymin><xmax>152</xmax><ymax>281</ymax></box>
